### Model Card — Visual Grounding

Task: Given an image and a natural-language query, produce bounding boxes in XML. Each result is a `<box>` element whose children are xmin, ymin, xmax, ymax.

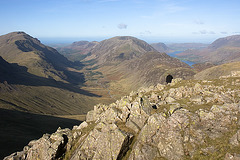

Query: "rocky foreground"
<box><xmin>4</xmin><ymin>74</ymin><xmax>240</xmax><ymax>160</ymax></box>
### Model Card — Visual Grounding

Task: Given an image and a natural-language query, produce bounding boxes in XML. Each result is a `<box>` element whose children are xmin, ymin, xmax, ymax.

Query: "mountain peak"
<box><xmin>0</xmin><ymin>32</ymin><xmax>80</xmax><ymax>83</ymax></box>
<box><xmin>86</xmin><ymin>36</ymin><xmax>157</xmax><ymax>64</ymax></box>
<box><xmin>3</xmin><ymin>31</ymin><xmax>32</xmax><ymax>38</ymax></box>
<box><xmin>0</xmin><ymin>31</ymin><xmax>41</xmax><ymax>46</ymax></box>
<box><xmin>110</xmin><ymin>36</ymin><xmax>140</xmax><ymax>41</ymax></box>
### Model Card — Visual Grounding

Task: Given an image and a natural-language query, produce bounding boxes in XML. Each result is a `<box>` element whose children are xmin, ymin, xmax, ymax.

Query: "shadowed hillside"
<box><xmin>0</xmin><ymin>55</ymin><xmax>101</xmax><ymax>114</ymax></box>
<box><xmin>0</xmin><ymin>109</ymin><xmax>83</xmax><ymax>160</ymax></box>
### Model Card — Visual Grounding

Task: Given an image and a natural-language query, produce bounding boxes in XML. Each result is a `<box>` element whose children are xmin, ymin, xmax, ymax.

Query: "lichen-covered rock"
<box><xmin>76</xmin><ymin>121</ymin><xmax>88</xmax><ymax>130</ymax></box>
<box><xmin>225</xmin><ymin>153</ymin><xmax>240</xmax><ymax>160</ymax></box>
<box><xmin>129</xmin><ymin>111</ymin><xmax>186</xmax><ymax>160</ymax></box>
<box><xmin>70</xmin><ymin>122</ymin><xmax>133</xmax><ymax>160</ymax></box>
<box><xmin>165</xmin><ymin>96</ymin><xmax>176</xmax><ymax>103</ymax></box>
<box><xmin>229</xmin><ymin>130</ymin><xmax>240</xmax><ymax>146</ymax></box>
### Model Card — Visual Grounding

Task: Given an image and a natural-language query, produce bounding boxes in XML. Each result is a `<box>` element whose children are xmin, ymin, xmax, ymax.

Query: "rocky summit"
<box><xmin>4</xmin><ymin>73</ymin><xmax>240</xmax><ymax>160</ymax></box>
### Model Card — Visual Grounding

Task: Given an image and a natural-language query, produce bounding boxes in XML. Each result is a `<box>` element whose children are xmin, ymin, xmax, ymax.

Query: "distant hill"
<box><xmin>150</xmin><ymin>42</ymin><xmax>172</xmax><ymax>53</ymax></box>
<box><xmin>56</xmin><ymin>41</ymin><xmax>99</xmax><ymax>61</ymax></box>
<box><xmin>177</xmin><ymin>35</ymin><xmax>240</xmax><ymax>64</ymax></box>
<box><xmin>167</xmin><ymin>43</ymin><xmax>209</xmax><ymax>51</ymax></box>
<box><xmin>209</xmin><ymin>35</ymin><xmax>240</xmax><ymax>49</ymax></box>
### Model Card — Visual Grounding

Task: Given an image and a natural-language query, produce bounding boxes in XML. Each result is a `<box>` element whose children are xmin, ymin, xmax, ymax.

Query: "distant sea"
<box><xmin>167</xmin><ymin>51</ymin><xmax>196</xmax><ymax>67</ymax></box>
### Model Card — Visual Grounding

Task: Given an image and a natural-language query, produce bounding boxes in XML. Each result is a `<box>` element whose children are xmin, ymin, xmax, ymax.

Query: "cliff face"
<box><xmin>4</xmin><ymin>73</ymin><xmax>240</xmax><ymax>160</ymax></box>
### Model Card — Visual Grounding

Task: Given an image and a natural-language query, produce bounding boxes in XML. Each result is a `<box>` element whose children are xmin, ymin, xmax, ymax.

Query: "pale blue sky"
<box><xmin>0</xmin><ymin>0</ymin><xmax>240</xmax><ymax>43</ymax></box>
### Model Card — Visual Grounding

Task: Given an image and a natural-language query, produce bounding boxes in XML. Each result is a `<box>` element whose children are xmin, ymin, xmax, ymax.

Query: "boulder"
<box><xmin>70</xmin><ymin>122</ymin><xmax>133</xmax><ymax>160</ymax></box>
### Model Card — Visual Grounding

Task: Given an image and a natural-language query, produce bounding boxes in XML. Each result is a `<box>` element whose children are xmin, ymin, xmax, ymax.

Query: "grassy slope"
<box><xmin>0</xmin><ymin>84</ymin><xmax>99</xmax><ymax>115</ymax></box>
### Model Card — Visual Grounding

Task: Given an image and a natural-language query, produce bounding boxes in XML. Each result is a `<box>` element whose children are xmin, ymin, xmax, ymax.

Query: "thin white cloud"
<box><xmin>193</xmin><ymin>30</ymin><xmax>216</xmax><ymax>34</ymax></box>
<box><xmin>118</xmin><ymin>23</ymin><xmax>128</xmax><ymax>29</ymax></box>
<box><xmin>199</xmin><ymin>30</ymin><xmax>207</xmax><ymax>34</ymax></box>
<box><xmin>233</xmin><ymin>32</ymin><xmax>240</xmax><ymax>34</ymax></box>
<box><xmin>220</xmin><ymin>31</ymin><xmax>228</xmax><ymax>34</ymax></box>
<box><xmin>165</xmin><ymin>3</ymin><xmax>186</xmax><ymax>13</ymax></box>
<box><xmin>139</xmin><ymin>30</ymin><xmax>152</xmax><ymax>36</ymax></box>
<box><xmin>195</xmin><ymin>20</ymin><xmax>204</xmax><ymax>25</ymax></box>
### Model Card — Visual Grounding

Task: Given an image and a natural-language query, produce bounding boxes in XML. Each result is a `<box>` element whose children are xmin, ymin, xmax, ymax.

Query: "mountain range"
<box><xmin>177</xmin><ymin>35</ymin><xmax>240</xmax><ymax>64</ymax></box>
<box><xmin>1</xmin><ymin>31</ymin><xmax>240</xmax><ymax>159</ymax></box>
<box><xmin>78</xmin><ymin>36</ymin><xmax>195</xmax><ymax>98</ymax></box>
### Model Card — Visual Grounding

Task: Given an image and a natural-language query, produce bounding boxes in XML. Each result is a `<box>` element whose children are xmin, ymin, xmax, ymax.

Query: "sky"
<box><xmin>0</xmin><ymin>0</ymin><xmax>240</xmax><ymax>43</ymax></box>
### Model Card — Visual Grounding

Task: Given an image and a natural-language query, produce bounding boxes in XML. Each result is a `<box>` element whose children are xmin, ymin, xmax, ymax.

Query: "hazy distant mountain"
<box><xmin>167</xmin><ymin>43</ymin><xmax>209</xmax><ymax>51</ymax></box>
<box><xmin>150</xmin><ymin>42</ymin><xmax>172</xmax><ymax>53</ymax></box>
<box><xmin>0</xmin><ymin>32</ymin><xmax>84</xmax><ymax>83</ymax></box>
<box><xmin>208</xmin><ymin>35</ymin><xmax>240</xmax><ymax>49</ymax></box>
<box><xmin>56</xmin><ymin>41</ymin><xmax>99</xmax><ymax>61</ymax></box>
<box><xmin>177</xmin><ymin>35</ymin><xmax>240</xmax><ymax>64</ymax></box>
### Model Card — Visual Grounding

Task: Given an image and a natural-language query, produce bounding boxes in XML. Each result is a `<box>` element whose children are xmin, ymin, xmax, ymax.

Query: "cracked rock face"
<box><xmin>71</xmin><ymin>122</ymin><xmax>133</xmax><ymax>160</ymax></box>
<box><xmin>4</xmin><ymin>76</ymin><xmax>240</xmax><ymax>160</ymax></box>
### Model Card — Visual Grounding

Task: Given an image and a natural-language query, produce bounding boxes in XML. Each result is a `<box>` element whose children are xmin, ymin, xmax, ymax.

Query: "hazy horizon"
<box><xmin>39</xmin><ymin>35</ymin><xmax>215</xmax><ymax>45</ymax></box>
